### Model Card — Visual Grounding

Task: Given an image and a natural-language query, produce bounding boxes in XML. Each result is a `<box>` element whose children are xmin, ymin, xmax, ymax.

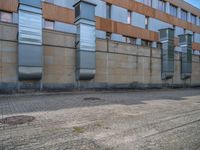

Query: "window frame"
<box><xmin>143</xmin><ymin>0</ymin><xmax>152</xmax><ymax>7</ymax></box>
<box><xmin>170</xmin><ymin>4</ymin><xmax>177</xmax><ymax>17</ymax></box>
<box><xmin>106</xmin><ymin>3</ymin><xmax>111</xmax><ymax>19</ymax></box>
<box><xmin>44</xmin><ymin>20</ymin><xmax>55</xmax><ymax>30</ymax></box>
<box><xmin>43</xmin><ymin>0</ymin><xmax>54</xmax><ymax>3</ymax></box>
<box><xmin>145</xmin><ymin>16</ymin><xmax>149</xmax><ymax>29</ymax></box>
<box><xmin>127</xmin><ymin>10</ymin><xmax>131</xmax><ymax>24</ymax></box>
<box><xmin>0</xmin><ymin>11</ymin><xmax>13</xmax><ymax>23</ymax></box>
<box><xmin>191</xmin><ymin>14</ymin><xmax>197</xmax><ymax>25</ymax></box>
<box><xmin>123</xmin><ymin>36</ymin><xmax>136</xmax><ymax>45</ymax></box>
<box><xmin>157</xmin><ymin>0</ymin><xmax>166</xmax><ymax>12</ymax></box>
<box><xmin>181</xmin><ymin>9</ymin><xmax>187</xmax><ymax>21</ymax></box>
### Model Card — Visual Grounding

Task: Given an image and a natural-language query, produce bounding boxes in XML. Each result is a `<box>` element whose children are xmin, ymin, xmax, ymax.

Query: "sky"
<box><xmin>184</xmin><ymin>0</ymin><xmax>200</xmax><ymax>9</ymax></box>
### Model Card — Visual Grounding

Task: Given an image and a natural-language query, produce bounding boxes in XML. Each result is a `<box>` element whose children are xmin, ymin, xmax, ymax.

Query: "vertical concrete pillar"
<box><xmin>179</xmin><ymin>34</ymin><xmax>192</xmax><ymax>80</ymax></box>
<box><xmin>18</xmin><ymin>0</ymin><xmax>43</xmax><ymax>80</ymax></box>
<box><xmin>159</xmin><ymin>28</ymin><xmax>175</xmax><ymax>80</ymax></box>
<box><xmin>73</xmin><ymin>0</ymin><xmax>96</xmax><ymax>80</ymax></box>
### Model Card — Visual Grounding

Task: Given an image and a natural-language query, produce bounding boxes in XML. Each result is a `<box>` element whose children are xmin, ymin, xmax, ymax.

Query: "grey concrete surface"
<box><xmin>0</xmin><ymin>89</ymin><xmax>200</xmax><ymax>150</ymax></box>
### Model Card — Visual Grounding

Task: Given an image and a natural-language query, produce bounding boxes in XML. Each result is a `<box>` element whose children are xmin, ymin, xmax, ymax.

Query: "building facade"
<box><xmin>0</xmin><ymin>0</ymin><xmax>200</xmax><ymax>91</ymax></box>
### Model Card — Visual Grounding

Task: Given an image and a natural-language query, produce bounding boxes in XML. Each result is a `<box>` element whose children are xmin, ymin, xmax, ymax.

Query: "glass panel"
<box><xmin>170</xmin><ymin>4</ymin><xmax>177</xmax><ymax>17</ymax></box>
<box><xmin>45</xmin><ymin>20</ymin><xmax>54</xmax><ymax>30</ymax></box>
<box><xmin>191</xmin><ymin>14</ymin><xmax>196</xmax><ymax>24</ymax></box>
<box><xmin>145</xmin><ymin>17</ymin><xmax>149</xmax><ymax>29</ymax></box>
<box><xmin>1</xmin><ymin>12</ymin><xmax>12</xmax><ymax>23</ymax></box>
<box><xmin>106</xmin><ymin>4</ymin><xmax>111</xmax><ymax>19</ymax></box>
<box><xmin>44</xmin><ymin>0</ymin><xmax>54</xmax><ymax>3</ymax></box>
<box><xmin>158</xmin><ymin>0</ymin><xmax>166</xmax><ymax>12</ymax></box>
<box><xmin>181</xmin><ymin>9</ymin><xmax>187</xmax><ymax>21</ymax></box>
<box><xmin>127</xmin><ymin>11</ymin><xmax>131</xmax><ymax>24</ymax></box>
<box><xmin>144</xmin><ymin>0</ymin><xmax>152</xmax><ymax>7</ymax></box>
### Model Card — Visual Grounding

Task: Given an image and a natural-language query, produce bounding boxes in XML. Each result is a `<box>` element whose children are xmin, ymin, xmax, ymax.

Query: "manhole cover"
<box><xmin>83</xmin><ymin>97</ymin><xmax>102</xmax><ymax>101</ymax></box>
<box><xmin>0</xmin><ymin>115</ymin><xmax>35</xmax><ymax>125</ymax></box>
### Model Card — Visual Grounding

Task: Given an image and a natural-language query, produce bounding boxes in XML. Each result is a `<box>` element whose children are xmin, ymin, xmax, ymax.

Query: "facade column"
<box><xmin>18</xmin><ymin>0</ymin><xmax>43</xmax><ymax>80</ymax></box>
<box><xmin>73</xmin><ymin>0</ymin><xmax>97</xmax><ymax>80</ymax></box>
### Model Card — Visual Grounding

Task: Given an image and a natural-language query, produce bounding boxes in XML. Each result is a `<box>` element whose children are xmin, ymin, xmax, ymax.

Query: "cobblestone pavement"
<box><xmin>0</xmin><ymin>89</ymin><xmax>200</xmax><ymax>150</ymax></box>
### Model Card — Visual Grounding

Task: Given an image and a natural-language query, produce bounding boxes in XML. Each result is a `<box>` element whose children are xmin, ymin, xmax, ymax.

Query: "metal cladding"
<box><xmin>159</xmin><ymin>28</ymin><xmax>175</xmax><ymax>80</ymax></box>
<box><xmin>74</xmin><ymin>0</ymin><xmax>96</xmax><ymax>80</ymax></box>
<box><xmin>18</xmin><ymin>0</ymin><xmax>43</xmax><ymax>80</ymax></box>
<box><xmin>179</xmin><ymin>34</ymin><xmax>192</xmax><ymax>80</ymax></box>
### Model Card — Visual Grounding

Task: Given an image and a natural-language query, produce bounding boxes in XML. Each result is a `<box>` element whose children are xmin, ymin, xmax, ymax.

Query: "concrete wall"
<box><xmin>0</xmin><ymin>22</ymin><xmax>200</xmax><ymax>92</ymax></box>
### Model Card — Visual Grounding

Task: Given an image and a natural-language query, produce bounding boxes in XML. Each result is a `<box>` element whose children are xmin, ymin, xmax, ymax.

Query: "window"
<box><xmin>199</xmin><ymin>17</ymin><xmax>200</xmax><ymax>26</ymax></box>
<box><xmin>44</xmin><ymin>20</ymin><xmax>54</xmax><ymax>30</ymax></box>
<box><xmin>184</xmin><ymin>29</ymin><xmax>186</xmax><ymax>34</ymax></box>
<box><xmin>193</xmin><ymin>32</ymin><xmax>195</xmax><ymax>42</ymax></box>
<box><xmin>0</xmin><ymin>11</ymin><xmax>12</xmax><ymax>23</ymax></box>
<box><xmin>191</xmin><ymin>14</ymin><xmax>196</xmax><ymax>25</ymax></box>
<box><xmin>145</xmin><ymin>16</ymin><xmax>149</xmax><ymax>29</ymax></box>
<box><xmin>157</xmin><ymin>42</ymin><xmax>162</xmax><ymax>49</ymax></box>
<box><xmin>143</xmin><ymin>0</ymin><xmax>152</xmax><ymax>7</ymax></box>
<box><xmin>141</xmin><ymin>40</ymin><xmax>152</xmax><ymax>47</ymax></box>
<box><xmin>124</xmin><ymin>36</ymin><xmax>136</xmax><ymax>44</ymax></box>
<box><xmin>170</xmin><ymin>4</ymin><xmax>177</xmax><ymax>17</ymax></box>
<box><xmin>158</xmin><ymin>0</ymin><xmax>166</xmax><ymax>12</ymax></box>
<box><xmin>181</xmin><ymin>9</ymin><xmax>187</xmax><ymax>21</ymax></box>
<box><xmin>106</xmin><ymin>4</ymin><xmax>111</xmax><ymax>19</ymax></box>
<box><xmin>43</xmin><ymin>0</ymin><xmax>54</xmax><ymax>3</ymax></box>
<box><xmin>106</xmin><ymin>32</ymin><xmax>111</xmax><ymax>40</ymax></box>
<box><xmin>127</xmin><ymin>11</ymin><xmax>131</xmax><ymax>24</ymax></box>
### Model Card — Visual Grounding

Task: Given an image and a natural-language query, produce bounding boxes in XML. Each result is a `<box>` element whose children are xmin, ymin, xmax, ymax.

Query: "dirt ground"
<box><xmin>0</xmin><ymin>89</ymin><xmax>200</xmax><ymax>150</ymax></box>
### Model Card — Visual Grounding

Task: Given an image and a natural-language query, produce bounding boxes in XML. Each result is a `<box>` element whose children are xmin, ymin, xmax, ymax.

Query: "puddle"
<box><xmin>0</xmin><ymin>115</ymin><xmax>35</xmax><ymax>125</ymax></box>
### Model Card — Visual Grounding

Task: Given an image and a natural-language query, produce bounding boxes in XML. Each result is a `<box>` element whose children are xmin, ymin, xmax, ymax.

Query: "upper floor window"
<box><xmin>181</xmin><ymin>9</ymin><xmax>187</xmax><ymax>21</ymax></box>
<box><xmin>141</xmin><ymin>40</ymin><xmax>152</xmax><ymax>47</ymax></box>
<box><xmin>127</xmin><ymin>11</ymin><xmax>131</xmax><ymax>24</ymax></box>
<box><xmin>191</xmin><ymin>14</ymin><xmax>196</xmax><ymax>25</ymax></box>
<box><xmin>199</xmin><ymin>17</ymin><xmax>200</xmax><ymax>26</ymax></box>
<box><xmin>0</xmin><ymin>11</ymin><xmax>12</xmax><ymax>23</ymax></box>
<box><xmin>124</xmin><ymin>36</ymin><xmax>136</xmax><ymax>45</ymax></box>
<box><xmin>106</xmin><ymin>32</ymin><xmax>111</xmax><ymax>40</ymax></box>
<box><xmin>158</xmin><ymin>0</ymin><xmax>166</xmax><ymax>12</ymax></box>
<box><xmin>44</xmin><ymin>20</ymin><xmax>55</xmax><ymax>30</ymax></box>
<box><xmin>145</xmin><ymin>16</ymin><xmax>149</xmax><ymax>29</ymax></box>
<box><xmin>106</xmin><ymin>4</ymin><xmax>111</xmax><ymax>19</ymax></box>
<box><xmin>170</xmin><ymin>4</ymin><xmax>177</xmax><ymax>17</ymax></box>
<box><xmin>43</xmin><ymin>0</ymin><xmax>54</xmax><ymax>3</ymax></box>
<box><xmin>143</xmin><ymin>0</ymin><xmax>152</xmax><ymax>7</ymax></box>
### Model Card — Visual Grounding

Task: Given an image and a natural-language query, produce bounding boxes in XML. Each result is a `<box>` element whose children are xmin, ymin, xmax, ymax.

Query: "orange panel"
<box><xmin>192</xmin><ymin>43</ymin><xmax>200</xmax><ymax>51</ymax></box>
<box><xmin>96</xmin><ymin>17</ymin><xmax>159</xmax><ymax>42</ymax></box>
<box><xmin>42</xmin><ymin>2</ymin><xmax>74</xmax><ymax>24</ymax></box>
<box><xmin>0</xmin><ymin>0</ymin><xmax>18</xmax><ymax>12</ymax></box>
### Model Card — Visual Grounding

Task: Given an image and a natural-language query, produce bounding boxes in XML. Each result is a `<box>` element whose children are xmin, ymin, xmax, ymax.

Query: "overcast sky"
<box><xmin>184</xmin><ymin>0</ymin><xmax>200</xmax><ymax>9</ymax></box>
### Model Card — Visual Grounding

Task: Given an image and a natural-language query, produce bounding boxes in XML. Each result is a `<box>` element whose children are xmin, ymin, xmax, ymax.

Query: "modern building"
<box><xmin>0</xmin><ymin>0</ymin><xmax>200</xmax><ymax>91</ymax></box>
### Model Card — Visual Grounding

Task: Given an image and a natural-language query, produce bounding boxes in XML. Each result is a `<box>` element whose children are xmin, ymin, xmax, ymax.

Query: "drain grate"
<box><xmin>83</xmin><ymin>97</ymin><xmax>102</xmax><ymax>101</ymax></box>
<box><xmin>0</xmin><ymin>115</ymin><xmax>35</xmax><ymax>125</ymax></box>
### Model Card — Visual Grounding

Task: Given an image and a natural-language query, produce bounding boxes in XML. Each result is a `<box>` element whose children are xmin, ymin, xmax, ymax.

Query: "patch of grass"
<box><xmin>73</xmin><ymin>126</ymin><xmax>85</xmax><ymax>134</ymax></box>
<box><xmin>95</xmin><ymin>123</ymin><xmax>102</xmax><ymax>127</ymax></box>
<box><xmin>104</xmin><ymin>147</ymin><xmax>114</xmax><ymax>150</ymax></box>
